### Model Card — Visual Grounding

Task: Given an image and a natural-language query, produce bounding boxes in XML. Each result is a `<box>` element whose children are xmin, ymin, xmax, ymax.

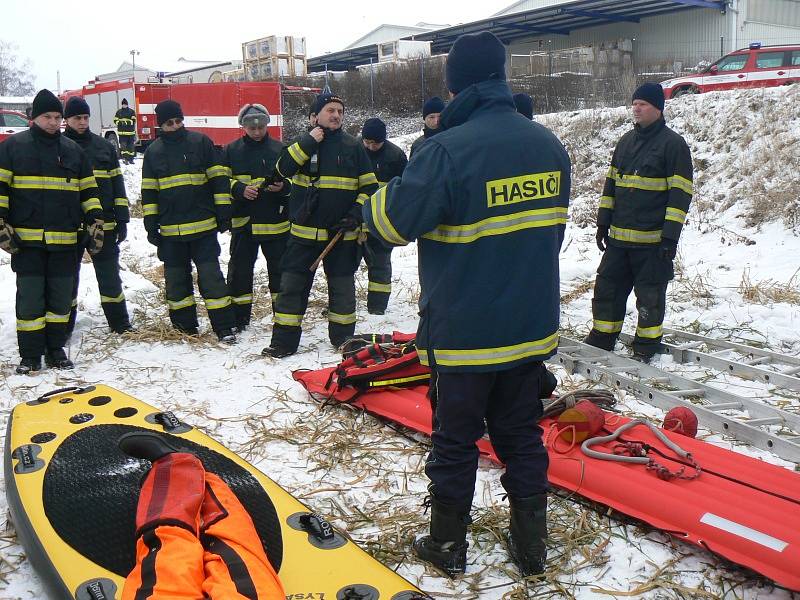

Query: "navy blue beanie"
<box><xmin>312</xmin><ymin>92</ymin><xmax>344</xmax><ymax>115</ymax></box>
<box><xmin>155</xmin><ymin>99</ymin><xmax>183</xmax><ymax>126</ymax></box>
<box><xmin>64</xmin><ymin>96</ymin><xmax>91</xmax><ymax>119</ymax></box>
<box><xmin>446</xmin><ymin>32</ymin><xmax>506</xmax><ymax>94</ymax></box>
<box><xmin>31</xmin><ymin>89</ymin><xmax>63</xmax><ymax>119</ymax></box>
<box><xmin>513</xmin><ymin>93</ymin><xmax>534</xmax><ymax>119</ymax></box>
<box><xmin>422</xmin><ymin>96</ymin><xmax>445</xmax><ymax>118</ymax></box>
<box><xmin>632</xmin><ymin>82</ymin><xmax>665</xmax><ymax>112</ymax></box>
<box><xmin>362</xmin><ymin>118</ymin><xmax>386</xmax><ymax>142</ymax></box>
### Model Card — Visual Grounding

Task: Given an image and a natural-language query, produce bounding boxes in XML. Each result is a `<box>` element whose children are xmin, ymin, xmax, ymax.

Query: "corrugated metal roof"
<box><xmin>308</xmin><ymin>0</ymin><xmax>726</xmax><ymax>71</ymax></box>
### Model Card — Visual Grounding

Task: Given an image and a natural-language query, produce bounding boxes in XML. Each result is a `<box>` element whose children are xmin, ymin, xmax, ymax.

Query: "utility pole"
<box><xmin>130</xmin><ymin>49</ymin><xmax>140</xmax><ymax>79</ymax></box>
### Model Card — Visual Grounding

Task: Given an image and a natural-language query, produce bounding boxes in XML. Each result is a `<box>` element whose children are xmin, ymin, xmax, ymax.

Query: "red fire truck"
<box><xmin>62</xmin><ymin>80</ymin><xmax>314</xmax><ymax>153</ymax></box>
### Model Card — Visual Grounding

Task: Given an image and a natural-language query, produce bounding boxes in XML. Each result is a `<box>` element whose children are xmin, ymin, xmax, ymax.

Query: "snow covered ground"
<box><xmin>1</xmin><ymin>87</ymin><xmax>799</xmax><ymax>599</ymax></box>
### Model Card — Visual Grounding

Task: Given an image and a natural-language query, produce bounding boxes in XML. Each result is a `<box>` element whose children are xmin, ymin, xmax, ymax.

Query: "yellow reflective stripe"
<box><xmin>422</xmin><ymin>207</ymin><xmax>567</xmax><ymax>244</ymax></box>
<box><xmin>291</xmin><ymin>173</ymin><xmax>359</xmax><ymax>190</ymax></box>
<box><xmin>214</xmin><ymin>193</ymin><xmax>231</xmax><ymax>205</ymax></box>
<box><xmin>274</xmin><ymin>312</ymin><xmax>303</xmax><ymax>326</ymax></box>
<box><xmin>103</xmin><ymin>221</ymin><xmax>117</xmax><ymax>231</ymax></box>
<box><xmin>93</xmin><ymin>170</ymin><xmax>112</xmax><ymax>179</ymax></box>
<box><xmin>142</xmin><ymin>204</ymin><xmax>159</xmax><ymax>216</ymax></box>
<box><xmin>291</xmin><ymin>175</ymin><xmax>309</xmax><ymax>188</ymax></box>
<box><xmin>609</xmin><ymin>226</ymin><xmax>662</xmax><ymax>244</ymax></box>
<box><xmin>232</xmin><ymin>294</ymin><xmax>253</xmax><ymax>305</ymax></box>
<box><xmin>160</xmin><ymin>217</ymin><xmax>217</xmax><ymax>236</ymax></box>
<box><xmin>290</xmin><ymin>224</ymin><xmax>358</xmax><ymax>242</ymax></box>
<box><xmin>109</xmin><ymin>168</ymin><xmax>122</xmax><ymax>177</ymax></box>
<box><xmin>328</xmin><ymin>311</ymin><xmax>356</xmax><ymax>325</ymax></box>
<box><xmin>368</xmin><ymin>281</ymin><xmax>391</xmax><ymax>293</ymax></box>
<box><xmin>599</xmin><ymin>195</ymin><xmax>615</xmax><ymax>210</ymax></box>
<box><xmin>115</xmin><ymin>197</ymin><xmax>128</xmax><ymax>207</ymax></box>
<box><xmin>204</xmin><ymin>296</ymin><xmax>232</xmax><ymax>310</ymax></box>
<box><xmin>419</xmin><ymin>332</ymin><xmax>560</xmax><ymax>368</ymax></box>
<box><xmin>44</xmin><ymin>231</ymin><xmax>78</xmax><ymax>245</ymax></box>
<box><xmin>359</xmin><ymin>172</ymin><xmax>378</xmax><ymax>187</ymax></box>
<box><xmin>100</xmin><ymin>292</ymin><xmax>125</xmax><ymax>303</ymax></box>
<box><xmin>168</xmin><ymin>296</ymin><xmax>196</xmax><ymax>310</ymax></box>
<box><xmin>667</xmin><ymin>175</ymin><xmax>693</xmax><ymax>195</ymax></box>
<box><xmin>0</xmin><ymin>195</ymin><xmax>8</xmax><ymax>209</ymax></box>
<box><xmin>118</xmin><ymin>131</ymin><xmax>135</xmax><ymax>136</ymax></box>
<box><xmin>81</xmin><ymin>197</ymin><xmax>103</xmax><ymax>213</ymax></box>
<box><xmin>12</xmin><ymin>176</ymin><xmax>79</xmax><ymax>191</ymax></box>
<box><xmin>369</xmin><ymin>186</ymin><xmax>408</xmax><ymax>246</ymax></box>
<box><xmin>252</xmin><ymin>221</ymin><xmax>290</xmax><ymax>236</ymax></box>
<box><xmin>157</xmin><ymin>173</ymin><xmax>208</xmax><ymax>189</ymax></box>
<box><xmin>17</xmin><ymin>317</ymin><xmax>46</xmax><ymax>331</ymax></box>
<box><xmin>206</xmin><ymin>165</ymin><xmax>228</xmax><ymax>179</ymax></box>
<box><xmin>15</xmin><ymin>227</ymin><xmax>44</xmax><ymax>241</ymax></box>
<box><xmin>79</xmin><ymin>177</ymin><xmax>97</xmax><ymax>191</ymax></box>
<box><xmin>287</xmin><ymin>142</ymin><xmax>309</xmax><ymax>164</ymax></box>
<box><xmin>368</xmin><ymin>373</ymin><xmax>430</xmax><ymax>388</ymax></box>
<box><xmin>141</xmin><ymin>178</ymin><xmax>160</xmax><ymax>190</ymax></box>
<box><xmin>615</xmin><ymin>174</ymin><xmax>668</xmax><ymax>192</ymax></box>
<box><xmin>665</xmin><ymin>207</ymin><xmax>687</xmax><ymax>224</ymax></box>
<box><xmin>593</xmin><ymin>319</ymin><xmax>623</xmax><ymax>334</ymax></box>
<box><xmin>232</xmin><ymin>216</ymin><xmax>251</xmax><ymax>228</ymax></box>
<box><xmin>45</xmin><ymin>311</ymin><xmax>70</xmax><ymax>323</ymax></box>
<box><xmin>606</xmin><ymin>166</ymin><xmax>618</xmax><ymax>179</ymax></box>
<box><xmin>636</xmin><ymin>324</ymin><xmax>663</xmax><ymax>339</ymax></box>
<box><xmin>0</xmin><ymin>167</ymin><xmax>12</xmax><ymax>184</ymax></box>
<box><xmin>377</xmin><ymin>181</ymin><xmax>389</xmax><ymax>187</ymax></box>
<box><xmin>356</xmin><ymin>193</ymin><xmax>369</xmax><ymax>206</ymax></box>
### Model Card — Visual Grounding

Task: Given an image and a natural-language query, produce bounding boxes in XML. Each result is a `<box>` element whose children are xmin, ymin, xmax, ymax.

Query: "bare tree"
<box><xmin>0</xmin><ymin>40</ymin><xmax>35</xmax><ymax>96</ymax></box>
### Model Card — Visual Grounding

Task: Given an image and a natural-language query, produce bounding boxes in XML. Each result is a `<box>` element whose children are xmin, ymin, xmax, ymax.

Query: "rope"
<box><xmin>541</xmin><ymin>388</ymin><xmax>617</xmax><ymax>420</ymax></box>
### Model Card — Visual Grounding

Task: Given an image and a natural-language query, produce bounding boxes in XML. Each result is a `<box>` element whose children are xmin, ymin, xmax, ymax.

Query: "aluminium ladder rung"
<box><xmin>706</xmin><ymin>402</ymin><xmax>744</xmax><ymax>411</ymax></box>
<box><xmin>746</xmin><ymin>417</ymin><xmax>784</xmax><ymax>426</ymax></box>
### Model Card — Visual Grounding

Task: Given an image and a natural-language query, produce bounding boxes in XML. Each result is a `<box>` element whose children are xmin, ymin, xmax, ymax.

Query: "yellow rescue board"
<box><xmin>5</xmin><ymin>384</ymin><xmax>425</xmax><ymax>600</ymax></box>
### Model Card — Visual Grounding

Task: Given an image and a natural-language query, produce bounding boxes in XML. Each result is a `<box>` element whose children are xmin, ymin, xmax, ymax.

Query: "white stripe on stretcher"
<box><xmin>700</xmin><ymin>513</ymin><xmax>788</xmax><ymax>552</ymax></box>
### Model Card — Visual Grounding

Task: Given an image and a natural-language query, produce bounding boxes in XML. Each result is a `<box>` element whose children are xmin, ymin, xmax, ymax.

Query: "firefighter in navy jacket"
<box><xmin>363</xmin><ymin>33</ymin><xmax>570</xmax><ymax>578</ymax></box>
<box><xmin>360</xmin><ymin>117</ymin><xmax>408</xmax><ymax>314</ymax></box>
<box><xmin>262</xmin><ymin>92</ymin><xmax>378</xmax><ymax>358</ymax></box>
<box><xmin>141</xmin><ymin>100</ymin><xmax>237</xmax><ymax>342</ymax></box>
<box><xmin>113</xmin><ymin>98</ymin><xmax>137</xmax><ymax>164</ymax></box>
<box><xmin>0</xmin><ymin>89</ymin><xmax>104</xmax><ymax>374</ymax></box>
<box><xmin>583</xmin><ymin>82</ymin><xmax>693</xmax><ymax>361</ymax></box>
<box><xmin>63</xmin><ymin>96</ymin><xmax>133</xmax><ymax>335</ymax></box>
<box><xmin>222</xmin><ymin>103</ymin><xmax>291</xmax><ymax>330</ymax></box>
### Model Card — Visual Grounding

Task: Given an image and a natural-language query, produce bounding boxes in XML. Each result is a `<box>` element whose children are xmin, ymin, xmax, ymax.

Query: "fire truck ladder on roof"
<box><xmin>552</xmin><ymin>336</ymin><xmax>800</xmax><ymax>463</ymax></box>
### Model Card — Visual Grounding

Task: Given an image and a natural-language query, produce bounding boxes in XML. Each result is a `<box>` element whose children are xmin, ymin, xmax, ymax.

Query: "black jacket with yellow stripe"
<box><xmin>223</xmin><ymin>134</ymin><xmax>291</xmax><ymax>239</ymax></box>
<box><xmin>597</xmin><ymin>117</ymin><xmax>693</xmax><ymax>247</ymax></box>
<box><xmin>113</xmin><ymin>107</ymin><xmax>136</xmax><ymax>136</ymax></box>
<box><xmin>0</xmin><ymin>125</ymin><xmax>103</xmax><ymax>251</ymax></box>
<box><xmin>141</xmin><ymin>127</ymin><xmax>230</xmax><ymax>240</ymax></box>
<box><xmin>276</xmin><ymin>128</ymin><xmax>378</xmax><ymax>243</ymax></box>
<box><xmin>65</xmin><ymin>127</ymin><xmax>129</xmax><ymax>232</ymax></box>
<box><xmin>364</xmin><ymin>139</ymin><xmax>408</xmax><ymax>186</ymax></box>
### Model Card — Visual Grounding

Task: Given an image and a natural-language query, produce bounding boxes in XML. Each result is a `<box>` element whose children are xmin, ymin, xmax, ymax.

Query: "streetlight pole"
<box><xmin>130</xmin><ymin>49</ymin><xmax>140</xmax><ymax>79</ymax></box>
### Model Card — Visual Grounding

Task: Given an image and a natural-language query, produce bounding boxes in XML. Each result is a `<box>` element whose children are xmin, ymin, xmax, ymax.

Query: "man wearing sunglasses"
<box><xmin>141</xmin><ymin>100</ymin><xmax>237</xmax><ymax>343</ymax></box>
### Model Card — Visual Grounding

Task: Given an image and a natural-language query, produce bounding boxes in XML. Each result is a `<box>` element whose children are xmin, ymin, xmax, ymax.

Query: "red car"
<box><xmin>0</xmin><ymin>108</ymin><xmax>30</xmax><ymax>144</ymax></box>
<box><xmin>661</xmin><ymin>43</ymin><xmax>800</xmax><ymax>99</ymax></box>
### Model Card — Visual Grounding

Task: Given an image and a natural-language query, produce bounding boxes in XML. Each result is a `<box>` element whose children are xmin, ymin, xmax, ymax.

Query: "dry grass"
<box><xmin>561</xmin><ymin>279</ymin><xmax>593</xmax><ymax>305</ymax></box>
<box><xmin>739</xmin><ymin>268</ymin><xmax>800</xmax><ymax>306</ymax></box>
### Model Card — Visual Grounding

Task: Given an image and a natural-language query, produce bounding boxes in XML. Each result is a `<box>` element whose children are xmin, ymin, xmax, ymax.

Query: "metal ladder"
<box><xmin>617</xmin><ymin>328</ymin><xmax>800</xmax><ymax>392</ymax></box>
<box><xmin>552</xmin><ymin>336</ymin><xmax>800</xmax><ymax>463</ymax></box>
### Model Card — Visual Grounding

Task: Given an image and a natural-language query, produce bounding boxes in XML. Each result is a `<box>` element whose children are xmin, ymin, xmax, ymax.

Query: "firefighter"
<box><xmin>359</xmin><ymin>117</ymin><xmax>407</xmax><ymax>314</ymax></box>
<box><xmin>113</xmin><ymin>98</ymin><xmax>137</xmax><ymax>164</ymax></box>
<box><xmin>262</xmin><ymin>92</ymin><xmax>378</xmax><ymax>358</ymax></box>
<box><xmin>141</xmin><ymin>100</ymin><xmax>237</xmax><ymax>343</ymax></box>
<box><xmin>119</xmin><ymin>432</ymin><xmax>285</xmax><ymax>599</ymax></box>
<box><xmin>223</xmin><ymin>104</ymin><xmax>290</xmax><ymax>331</ymax></box>
<box><xmin>583</xmin><ymin>83</ymin><xmax>693</xmax><ymax>362</ymax></box>
<box><xmin>0</xmin><ymin>89</ymin><xmax>104</xmax><ymax>374</ymax></box>
<box><xmin>63</xmin><ymin>96</ymin><xmax>133</xmax><ymax>334</ymax></box>
<box><xmin>364</xmin><ymin>32</ymin><xmax>570</xmax><ymax>577</ymax></box>
<box><xmin>513</xmin><ymin>93</ymin><xmax>534</xmax><ymax>119</ymax></box>
<box><xmin>409</xmin><ymin>96</ymin><xmax>445</xmax><ymax>158</ymax></box>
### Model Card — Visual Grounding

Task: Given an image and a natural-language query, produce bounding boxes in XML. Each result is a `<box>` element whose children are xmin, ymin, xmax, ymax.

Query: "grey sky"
<box><xmin>6</xmin><ymin>0</ymin><xmax>512</xmax><ymax>92</ymax></box>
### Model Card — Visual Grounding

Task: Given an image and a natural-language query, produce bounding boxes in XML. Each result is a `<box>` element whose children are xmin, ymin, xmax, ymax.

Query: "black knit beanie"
<box><xmin>422</xmin><ymin>97</ymin><xmax>445</xmax><ymax>118</ymax></box>
<box><xmin>312</xmin><ymin>92</ymin><xmax>344</xmax><ymax>115</ymax></box>
<box><xmin>446</xmin><ymin>32</ymin><xmax>506</xmax><ymax>94</ymax></box>
<box><xmin>632</xmin><ymin>82</ymin><xmax>665</xmax><ymax>112</ymax></box>
<box><xmin>155</xmin><ymin>100</ymin><xmax>183</xmax><ymax>126</ymax></box>
<box><xmin>513</xmin><ymin>93</ymin><xmax>534</xmax><ymax>119</ymax></box>
<box><xmin>31</xmin><ymin>89</ymin><xmax>63</xmax><ymax>119</ymax></box>
<box><xmin>64</xmin><ymin>96</ymin><xmax>91</xmax><ymax>119</ymax></box>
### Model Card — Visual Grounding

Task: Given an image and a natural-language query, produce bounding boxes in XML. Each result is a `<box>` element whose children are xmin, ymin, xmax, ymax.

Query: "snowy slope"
<box><xmin>1</xmin><ymin>88</ymin><xmax>799</xmax><ymax>599</ymax></box>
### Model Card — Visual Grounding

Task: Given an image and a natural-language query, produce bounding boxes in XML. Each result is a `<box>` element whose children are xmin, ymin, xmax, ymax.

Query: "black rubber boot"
<box><xmin>261</xmin><ymin>345</ymin><xmax>295</xmax><ymax>359</ymax></box>
<box><xmin>413</xmin><ymin>496</ymin><xmax>471</xmax><ymax>577</ymax></box>
<box><xmin>508</xmin><ymin>493</ymin><xmax>548</xmax><ymax>577</ymax></box>
<box><xmin>216</xmin><ymin>328</ymin><xmax>237</xmax><ymax>344</ymax></box>
<box><xmin>45</xmin><ymin>348</ymin><xmax>74</xmax><ymax>369</ymax></box>
<box><xmin>119</xmin><ymin>431</ymin><xmax>182</xmax><ymax>462</ymax></box>
<box><xmin>16</xmin><ymin>357</ymin><xmax>42</xmax><ymax>375</ymax></box>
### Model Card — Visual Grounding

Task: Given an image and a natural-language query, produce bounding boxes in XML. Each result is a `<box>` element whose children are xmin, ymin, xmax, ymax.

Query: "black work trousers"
<box><xmin>119</xmin><ymin>135</ymin><xmax>135</xmax><ymax>162</ymax></box>
<box><xmin>270</xmin><ymin>235</ymin><xmax>359</xmax><ymax>352</ymax></box>
<box><xmin>68</xmin><ymin>240</ymin><xmax>130</xmax><ymax>334</ymax></box>
<box><xmin>585</xmin><ymin>244</ymin><xmax>673</xmax><ymax>355</ymax></box>
<box><xmin>11</xmin><ymin>247</ymin><xmax>76</xmax><ymax>358</ymax></box>
<box><xmin>425</xmin><ymin>361</ymin><xmax>552</xmax><ymax>506</ymax></box>
<box><xmin>361</xmin><ymin>234</ymin><xmax>392</xmax><ymax>313</ymax></box>
<box><xmin>159</xmin><ymin>234</ymin><xmax>236</xmax><ymax>334</ymax></box>
<box><xmin>226</xmin><ymin>230</ymin><xmax>287</xmax><ymax>328</ymax></box>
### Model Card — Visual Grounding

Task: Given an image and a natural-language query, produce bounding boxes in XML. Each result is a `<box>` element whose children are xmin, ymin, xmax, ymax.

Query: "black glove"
<box><xmin>116</xmin><ymin>222</ymin><xmax>128</xmax><ymax>244</ymax></box>
<box><xmin>218</xmin><ymin>219</ymin><xmax>231</xmax><ymax>233</ymax></box>
<box><xmin>0</xmin><ymin>218</ymin><xmax>21</xmax><ymax>255</ymax></box>
<box><xmin>147</xmin><ymin>230</ymin><xmax>162</xmax><ymax>247</ymax></box>
<box><xmin>659</xmin><ymin>238</ymin><xmax>678</xmax><ymax>260</ymax></box>
<box><xmin>87</xmin><ymin>220</ymin><xmax>105</xmax><ymax>256</ymax></box>
<box><xmin>330</xmin><ymin>216</ymin><xmax>360</xmax><ymax>234</ymax></box>
<box><xmin>595</xmin><ymin>225</ymin><xmax>610</xmax><ymax>252</ymax></box>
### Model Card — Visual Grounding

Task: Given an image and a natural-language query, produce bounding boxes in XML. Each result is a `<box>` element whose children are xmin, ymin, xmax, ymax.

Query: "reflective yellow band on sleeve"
<box><xmin>418</xmin><ymin>331</ymin><xmax>559</xmax><ymax>368</ymax></box>
<box><xmin>142</xmin><ymin>204</ymin><xmax>159</xmax><ymax>216</ymax></box>
<box><xmin>232</xmin><ymin>216</ymin><xmax>251</xmax><ymax>229</ymax></box>
<box><xmin>206</xmin><ymin>165</ymin><xmax>228</xmax><ymax>179</ymax></box>
<box><xmin>636</xmin><ymin>324</ymin><xmax>664</xmax><ymax>339</ymax></box>
<box><xmin>665</xmin><ymin>207</ymin><xmax>687</xmax><ymax>225</ymax></box>
<box><xmin>369</xmin><ymin>186</ymin><xmax>408</xmax><ymax>246</ymax></box>
<box><xmin>115</xmin><ymin>197</ymin><xmax>128</xmax><ymax>207</ymax></box>
<box><xmin>79</xmin><ymin>176</ymin><xmax>97</xmax><ymax>191</ymax></box>
<box><xmin>609</xmin><ymin>226</ymin><xmax>662</xmax><ymax>244</ymax></box>
<box><xmin>103</xmin><ymin>221</ymin><xmax>117</xmax><ymax>231</ymax></box>
<box><xmin>214</xmin><ymin>193</ymin><xmax>231</xmax><ymax>205</ymax></box>
<box><xmin>593</xmin><ymin>319</ymin><xmax>624</xmax><ymax>334</ymax></box>
<box><xmin>0</xmin><ymin>195</ymin><xmax>8</xmax><ymax>209</ymax></box>
<box><xmin>359</xmin><ymin>172</ymin><xmax>378</xmax><ymax>187</ymax></box>
<box><xmin>81</xmin><ymin>198</ymin><xmax>103</xmax><ymax>213</ymax></box>
<box><xmin>667</xmin><ymin>174</ymin><xmax>693</xmax><ymax>195</ymax></box>
<box><xmin>287</xmin><ymin>143</ymin><xmax>309</xmax><ymax>164</ymax></box>
<box><xmin>356</xmin><ymin>193</ymin><xmax>369</xmax><ymax>206</ymax></box>
<box><xmin>328</xmin><ymin>311</ymin><xmax>356</xmax><ymax>325</ymax></box>
<box><xmin>17</xmin><ymin>317</ymin><xmax>46</xmax><ymax>331</ymax></box>
<box><xmin>160</xmin><ymin>217</ymin><xmax>217</xmax><ymax>237</ymax></box>
<box><xmin>599</xmin><ymin>195</ymin><xmax>615</xmax><ymax>210</ymax></box>
<box><xmin>274</xmin><ymin>312</ymin><xmax>303</xmax><ymax>327</ymax></box>
<box><xmin>0</xmin><ymin>168</ymin><xmax>12</xmax><ymax>184</ymax></box>
<box><xmin>167</xmin><ymin>296</ymin><xmax>196</xmax><ymax>310</ymax></box>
